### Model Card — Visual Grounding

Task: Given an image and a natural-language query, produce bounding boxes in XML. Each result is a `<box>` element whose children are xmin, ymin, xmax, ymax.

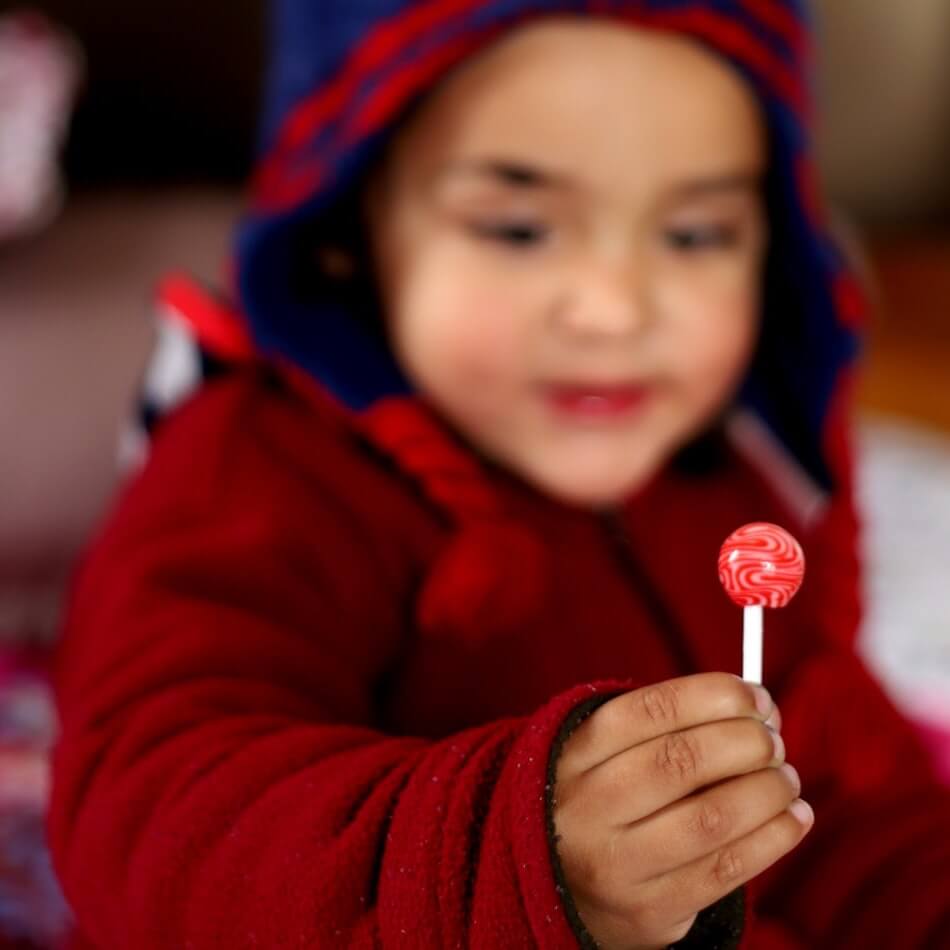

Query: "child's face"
<box><xmin>365</xmin><ymin>19</ymin><xmax>768</xmax><ymax>507</ymax></box>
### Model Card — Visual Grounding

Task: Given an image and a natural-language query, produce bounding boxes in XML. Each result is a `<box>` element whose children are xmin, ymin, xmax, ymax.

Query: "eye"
<box><xmin>469</xmin><ymin>220</ymin><xmax>550</xmax><ymax>248</ymax></box>
<box><xmin>665</xmin><ymin>225</ymin><xmax>739</xmax><ymax>251</ymax></box>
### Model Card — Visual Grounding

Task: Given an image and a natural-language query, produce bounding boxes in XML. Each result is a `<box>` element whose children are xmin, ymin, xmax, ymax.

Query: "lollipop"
<box><xmin>718</xmin><ymin>522</ymin><xmax>805</xmax><ymax>684</ymax></box>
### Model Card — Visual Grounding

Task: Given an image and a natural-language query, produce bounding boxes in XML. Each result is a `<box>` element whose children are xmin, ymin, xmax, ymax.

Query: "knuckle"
<box><xmin>692</xmin><ymin>799</ymin><xmax>729</xmax><ymax>841</ymax></box>
<box><xmin>711</xmin><ymin>845</ymin><xmax>745</xmax><ymax>887</ymax></box>
<box><xmin>639</xmin><ymin>682</ymin><xmax>681</xmax><ymax>729</ymax></box>
<box><xmin>656</xmin><ymin>731</ymin><xmax>702</xmax><ymax>782</ymax></box>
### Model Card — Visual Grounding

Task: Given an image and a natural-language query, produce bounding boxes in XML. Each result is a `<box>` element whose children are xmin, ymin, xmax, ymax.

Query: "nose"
<box><xmin>552</xmin><ymin>256</ymin><xmax>650</xmax><ymax>341</ymax></box>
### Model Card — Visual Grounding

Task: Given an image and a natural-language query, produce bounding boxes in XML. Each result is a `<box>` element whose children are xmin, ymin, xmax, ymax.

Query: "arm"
<box><xmin>46</xmin><ymin>375</ymin><xmax>617</xmax><ymax>948</ymax></box>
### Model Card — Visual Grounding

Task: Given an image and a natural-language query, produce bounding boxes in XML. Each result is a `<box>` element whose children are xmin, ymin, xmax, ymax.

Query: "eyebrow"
<box><xmin>437</xmin><ymin>158</ymin><xmax>762</xmax><ymax>198</ymax></box>
<box><xmin>437</xmin><ymin>158</ymin><xmax>573</xmax><ymax>191</ymax></box>
<box><xmin>668</xmin><ymin>172</ymin><xmax>763</xmax><ymax>198</ymax></box>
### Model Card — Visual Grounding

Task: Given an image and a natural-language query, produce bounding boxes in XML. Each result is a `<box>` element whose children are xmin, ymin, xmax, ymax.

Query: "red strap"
<box><xmin>156</xmin><ymin>272</ymin><xmax>256</xmax><ymax>362</ymax></box>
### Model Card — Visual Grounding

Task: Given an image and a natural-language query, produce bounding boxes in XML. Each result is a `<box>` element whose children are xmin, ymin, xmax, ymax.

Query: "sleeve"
<box><xmin>750</xmin><ymin>645</ymin><xmax>950</xmax><ymax>947</ymax></box>
<box><xmin>45</xmin><ymin>378</ymin><xmax>624</xmax><ymax>949</ymax></box>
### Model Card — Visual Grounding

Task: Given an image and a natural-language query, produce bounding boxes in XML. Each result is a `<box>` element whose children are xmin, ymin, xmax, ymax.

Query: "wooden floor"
<box><xmin>859</xmin><ymin>234</ymin><xmax>950</xmax><ymax>433</ymax></box>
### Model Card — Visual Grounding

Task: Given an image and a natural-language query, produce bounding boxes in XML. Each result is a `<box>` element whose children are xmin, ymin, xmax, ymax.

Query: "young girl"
<box><xmin>48</xmin><ymin>2</ymin><xmax>950</xmax><ymax>948</ymax></box>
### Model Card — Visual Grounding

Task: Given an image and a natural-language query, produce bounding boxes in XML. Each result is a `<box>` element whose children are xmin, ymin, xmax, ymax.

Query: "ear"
<box><xmin>315</xmin><ymin>245</ymin><xmax>357</xmax><ymax>280</ymax></box>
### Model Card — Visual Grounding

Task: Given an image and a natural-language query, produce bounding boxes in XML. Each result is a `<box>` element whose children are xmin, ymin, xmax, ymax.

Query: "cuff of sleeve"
<box><xmin>502</xmin><ymin>679</ymin><xmax>634</xmax><ymax>947</ymax></box>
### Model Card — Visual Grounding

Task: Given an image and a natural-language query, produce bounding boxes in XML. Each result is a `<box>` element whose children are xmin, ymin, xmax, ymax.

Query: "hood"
<box><xmin>234</xmin><ymin>0</ymin><xmax>865</xmax><ymax>494</ymax></box>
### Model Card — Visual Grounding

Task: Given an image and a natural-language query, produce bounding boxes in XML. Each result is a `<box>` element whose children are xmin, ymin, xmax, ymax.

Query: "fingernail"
<box><xmin>752</xmin><ymin>685</ymin><xmax>773</xmax><ymax>717</ymax></box>
<box><xmin>789</xmin><ymin>799</ymin><xmax>814</xmax><ymax>828</ymax></box>
<box><xmin>779</xmin><ymin>762</ymin><xmax>801</xmax><ymax>795</ymax></box>
<box><xmin>770</xmin><ymin>727</ymin><xmax>785</xmax><ymax>763</ymax></box>
<box><xmin>765</xmin><ymin>704</ymin><xmax>782</xmax><ymax>732</ymax></box>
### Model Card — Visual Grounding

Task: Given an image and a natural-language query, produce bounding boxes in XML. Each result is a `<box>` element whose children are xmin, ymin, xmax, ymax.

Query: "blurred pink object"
<box><xmin>906</xmin><ymin>695</ymin><xmax>950</xmax><ymax>785</ymax></box>
<box><xmin>0</xmin><ymin>650</ymin><xmax>72</xmax><ymax>946</ymax></box>
<box><xmin>917</xmin><ymin>722</ymin><xmax>950</xmax><ymax>785</ymax></box>
<box><xmin>0</xmin><ymin>9</ymin><xmax>82</xmax><ymax>241</ymax></box>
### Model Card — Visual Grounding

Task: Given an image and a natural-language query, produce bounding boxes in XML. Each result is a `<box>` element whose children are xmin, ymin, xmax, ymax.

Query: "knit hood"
<box><xmin>233</xmin><ymin>0</ymin><xmax>864</xmax><ymax>494</ymax></box>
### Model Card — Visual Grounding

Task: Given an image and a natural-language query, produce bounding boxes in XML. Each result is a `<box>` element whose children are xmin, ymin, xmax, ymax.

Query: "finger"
<box><xmin>567</xmin><ymin>716</ymin><xmax>782</xmax><ymax>826</ymax></box>
<box><xmin>622</xmin><ymin>763</ymin><xmax>802</xmax><ymax>878</ymax></box>
<box><xmin>562</xmin><ymin>673</ymin><xmax>774</xmax><ymax>777</ymax></box>
<box><xmin>634</xmin><ymin>798</ymin><xmax>814</xmax><ymax>933</ymax></box>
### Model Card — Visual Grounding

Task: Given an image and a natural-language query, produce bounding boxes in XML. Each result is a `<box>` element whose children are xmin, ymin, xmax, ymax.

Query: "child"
<box><xmin>48</xmin><ymin>2</ymin><xmax>950</xmax><ymax>948</ymax></box>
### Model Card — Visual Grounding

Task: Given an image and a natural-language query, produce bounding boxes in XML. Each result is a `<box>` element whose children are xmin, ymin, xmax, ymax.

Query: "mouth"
<box><xmin>542</xmin><ymin>381</ymin><xmax>653</xmax><ymax>421</ymax></box>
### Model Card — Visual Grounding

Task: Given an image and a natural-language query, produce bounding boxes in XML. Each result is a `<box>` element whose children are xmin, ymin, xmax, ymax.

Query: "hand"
<box><xmin>553</xmin><ymin>673</ymin><xmax>812</xmax><ymax>950</ymax></box>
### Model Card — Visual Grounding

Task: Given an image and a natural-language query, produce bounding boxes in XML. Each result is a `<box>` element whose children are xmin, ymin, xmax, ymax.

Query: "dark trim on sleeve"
<box><xmin>545</xmin><ymin>692</ymin><xmax>623</xmax><ymax>949</ymax></box>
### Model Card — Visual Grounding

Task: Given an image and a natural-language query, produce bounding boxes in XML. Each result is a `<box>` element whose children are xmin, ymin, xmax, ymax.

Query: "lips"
<box><xmin>544</xmin><ymin>382</ymin><xmax>651</xmax><ymax>419</ymax></box>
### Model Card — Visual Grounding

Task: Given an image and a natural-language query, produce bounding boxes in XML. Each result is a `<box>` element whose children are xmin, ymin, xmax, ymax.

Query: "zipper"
<box><xmin>599</xmin><ymin>508</ymin><xmax>698</xmax><ymax>675</ymax></box>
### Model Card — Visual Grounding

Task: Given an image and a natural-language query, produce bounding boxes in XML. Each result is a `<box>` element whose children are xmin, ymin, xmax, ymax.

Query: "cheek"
<box><xmin>693</xmin><ymin>309</ymin><xmax>758</xmax><ymax>394</ymax></box>
<box><xmin>392</xmin><ymin>265</ymin><xmax>528</xmax><ymax>395</ymax></box>
<box><xmin>667</xmin><ymin>281</ymin><xmax>760</xmax><ymax>394</ymax></box>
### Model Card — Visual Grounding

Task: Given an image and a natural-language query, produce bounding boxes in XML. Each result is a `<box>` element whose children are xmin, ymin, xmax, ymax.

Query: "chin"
<box><xmin>527</xmin><ymin>461</ymin><xmax>658</xmax><ymax>510</ymax></box>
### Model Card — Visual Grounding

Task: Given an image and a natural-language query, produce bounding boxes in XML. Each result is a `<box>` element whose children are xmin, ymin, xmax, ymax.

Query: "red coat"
<box><xmin>48</xmin><ymin>366</ymin><xmax>950</xmax><ymax>947</ymax></box>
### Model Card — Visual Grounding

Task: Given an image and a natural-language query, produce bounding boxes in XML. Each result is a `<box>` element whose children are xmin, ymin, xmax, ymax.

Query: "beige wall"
<box><xmin>814</xmin><ymin>0</ymin><xmax>950</xmax><ymax>223</ymax></box>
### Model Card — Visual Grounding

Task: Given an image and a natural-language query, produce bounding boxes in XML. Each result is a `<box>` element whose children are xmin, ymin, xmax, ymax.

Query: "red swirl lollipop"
<box><xmin>718</xmin><ymin>522</ymin><xmax>805</xmax><ymax>608</ymax></box>
<box><xmin>718</xmin><ymin>522</ymin><xmax>805</xmax><ymax>683</ymax></box>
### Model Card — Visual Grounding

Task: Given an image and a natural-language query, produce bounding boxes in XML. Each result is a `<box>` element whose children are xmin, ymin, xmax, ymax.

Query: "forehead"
<box><xmin>388</xmin><ymin>18</ymin><xmax>766</xmax><ymax>194</ymax></box>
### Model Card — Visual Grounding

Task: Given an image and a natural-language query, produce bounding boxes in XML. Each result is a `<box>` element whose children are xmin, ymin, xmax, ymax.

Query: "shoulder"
<box><xmin>98</xmin><ymin>367</ymin><xmax>442</xmax><ymax>571</ymax></box>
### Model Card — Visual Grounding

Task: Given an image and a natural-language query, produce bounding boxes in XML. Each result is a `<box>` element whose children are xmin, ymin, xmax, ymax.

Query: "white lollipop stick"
<box><xmin>742</xmin><ymin>605</ymin><xmax>763</xmax><ymax>684</ymax></box>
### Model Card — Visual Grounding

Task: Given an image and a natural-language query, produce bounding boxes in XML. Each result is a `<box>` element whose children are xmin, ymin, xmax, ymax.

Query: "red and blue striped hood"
<box><xmin>233</xmin><ymin>0</ymin><xmax>864</xmax><ymax>492</ymax></box>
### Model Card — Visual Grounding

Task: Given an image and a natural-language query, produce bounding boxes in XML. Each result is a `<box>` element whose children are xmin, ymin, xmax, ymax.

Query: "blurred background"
<box><xmin>0</xmin><ymin>1</ymin><xmax>948</xmax><ymax>944</ymax></box>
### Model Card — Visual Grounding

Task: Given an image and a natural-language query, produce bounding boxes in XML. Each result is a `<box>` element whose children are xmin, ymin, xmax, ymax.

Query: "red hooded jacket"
<box><xmin>47</xmin><ymin>355</ymin><xmax>950</xmax><ymax>947</ymax></box>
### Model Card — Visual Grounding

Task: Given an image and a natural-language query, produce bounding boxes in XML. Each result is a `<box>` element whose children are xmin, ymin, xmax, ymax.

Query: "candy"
<box><xmin>718</xmin><ymin>522</ymin><xmax>805</xmax><ymax>684</ymax></box>
<box><xmin>718</xmin><ymin>522</ymin><xmax>805</xmax><ymax>608</ymax></box>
